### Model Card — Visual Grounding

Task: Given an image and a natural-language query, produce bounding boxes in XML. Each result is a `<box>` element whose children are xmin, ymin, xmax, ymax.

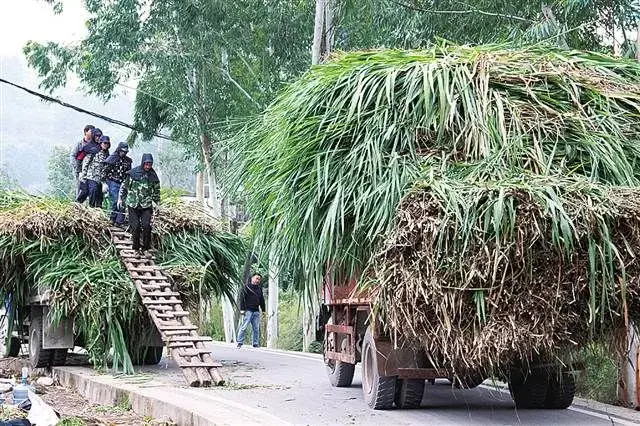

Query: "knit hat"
<box><xmin>99</xmin><ymin>135</ymin><xmax>111</xmax><ymax>143</ymax></box>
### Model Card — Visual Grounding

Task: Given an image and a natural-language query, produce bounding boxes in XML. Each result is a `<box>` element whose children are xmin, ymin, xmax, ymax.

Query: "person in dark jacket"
<box><xmin>81</xmin><ymin>135</ymin><xmax>110</xmax><ymax>207</ymax></box>
<box><xmin>118</xmin><ymin>153</ymin><xmax>160</xmax><ymax>255</ymax></box>
<box><xmin>236</xmin><ymin>274</ymin><xmax>265</xmax><ymax>348</ymax></box>
<box><xmin>103</xmin><ymin>142</ymin><xmax>133</xmax><ymax>225</ymax></box>
<box><xmin>71</xmin><ymin>124</ymin><xmax>94</xmax><ymax>200</ymax></box>
<box><xmin>75</xmin><ymin>133</ymin><xmax>101</xmax><ymax>204</ymax></box>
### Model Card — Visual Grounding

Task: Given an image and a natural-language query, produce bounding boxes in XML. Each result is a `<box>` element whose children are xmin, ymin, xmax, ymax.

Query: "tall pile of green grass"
<box><xmin>229</xmin><ymin>43</ymin><xmax>640</xmax><ymax>374</ymax></box>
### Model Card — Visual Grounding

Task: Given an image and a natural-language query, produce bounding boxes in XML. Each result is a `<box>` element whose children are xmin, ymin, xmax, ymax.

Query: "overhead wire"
<box><xmin>0</xmin><ymin>77</ymin><xmax>173</xmax><ymax>141</ymax></box>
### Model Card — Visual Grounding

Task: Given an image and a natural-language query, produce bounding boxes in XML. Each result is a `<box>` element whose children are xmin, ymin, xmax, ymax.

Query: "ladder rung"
<box><xmin>159</xmin><ymin>325</ymin><xmax>198</xmax><ymax>331</ymax></box>
<box><xmin>179</xmin><ymin>348</ymin><xmax>213</xmax><ymax>356</ymax></box>
<box><xmin>123</xmin><ymin>258</ymin><xmax>153</xmax><ymax>264</ymax></box>
<box><xmin>143</xmin><ymin>299</ymin><xmax>182</xmax><ymax>305</ymax></box>
<box><xmin>164</xmin><ymin>330</ymin><xmax>195</xmax><ymax>336</ymax></box>
<box><xmin>131</xmin><ymin>275</ymin><xmax>170</xmax><ymax>281</ymax></box>
<box><xmin>148</xmin><ymin>305</ymin><xmax>181</xmax><ymax>311</ymax></box>
<box><xmin>129</xmin><ymin>266</ymin><xmax>160</xmax><ymax>272</ymax></box>
<box><xmin>138</xmin><ymin>284</ymin><xmax>164</xmax><ymax>290</ymax></box>
<box><xmin>141</xmin><ymin>291</ymin><xmax>181</xmax><ymax>297</ymax></box>
<box><xmin>154</xmin><ymin>312</ymin><xmax>190</xmax><ymax>318</ymax></box>
<box><xmin>167</xmin><ymin>336</ymin><xmax>212</xmax><ymax>342</ymax></box>
<box><xmin>168</xmin><ymin>342</ymin><xmax>194</xmax><ymax>348</ymax></box>
<box><xmin>177</xmin><ymin>361</ymin><xmax>222</xmax><ymax>368</ymax></box>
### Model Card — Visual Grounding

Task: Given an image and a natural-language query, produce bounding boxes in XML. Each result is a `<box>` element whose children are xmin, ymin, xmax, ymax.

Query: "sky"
<box><xmin>0</xmin><ymin>0</ymin><xmax>88</xmax><ymax>57</ymax></box>
<box><xmin>0</xmin><ymin>0</ymin><xmax>150</xmax><ymax>192</ymax></box>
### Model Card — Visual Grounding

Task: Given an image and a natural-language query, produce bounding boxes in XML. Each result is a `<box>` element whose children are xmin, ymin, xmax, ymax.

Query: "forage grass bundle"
<box><xmin>0</xmin><ymin>191</ymin><xmax>244</xmax><ymax>373</ymax></box>
<box><xmin>230</xmin><ymin>44</ymin><xmax>640</xmax><ymax>290</ymax></box>
<box><xmin>373</xmin><ymin>176</ymin><xmax>640</xmax><ymax>374</ymax></box>
<box><xmin>229</xmin><ymin>43</ymin><xmax>640</xmax><ymax>370</ymax></box>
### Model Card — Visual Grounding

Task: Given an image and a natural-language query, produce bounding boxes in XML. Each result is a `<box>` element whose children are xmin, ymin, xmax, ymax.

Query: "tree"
<box><xmin>26</xmin><ymin>0</ymin><xmax>315</xmax><ymax>217</ymax></box>
<box><xmin>0</xmin><ymin>167</ymin><xmax>18</xmax><ymax>191</ymax></box>
<box><xmin>338</xmin><ymin>1</ymin><xmax>640</xmax><ymax>52</ymax></box>
<box><xmin>156</xmin><ymin>142</ymin><xmax>195</xmax><ymax>192</ymax></box>
<box><xmin>47</xmin><ymin>146</ymin><xmax>74</xmax><ymax>199</ymax></box>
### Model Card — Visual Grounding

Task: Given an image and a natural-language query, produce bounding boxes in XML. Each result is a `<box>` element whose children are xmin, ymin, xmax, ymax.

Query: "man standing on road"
<box><xmin>117</xmin><ymin>153</ymin><xmax>160</xmax><ymax>256</ymax></box>
<box><xmin>237</xmin><ymin>273</ymin><xmax>265</xmax><ymax>348</ymax></box>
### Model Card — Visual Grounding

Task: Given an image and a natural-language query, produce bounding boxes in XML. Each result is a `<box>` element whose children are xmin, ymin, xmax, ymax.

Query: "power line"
<box><xmin>0</xmin><ymin>77</ymin><xmax>173</xmax><ymax>141</ymax></box>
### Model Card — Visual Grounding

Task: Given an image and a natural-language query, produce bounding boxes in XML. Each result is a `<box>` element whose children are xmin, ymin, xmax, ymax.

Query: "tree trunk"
<box><xmin>312</xmin><ymin>0</ymin><xmax>326</xmax><ymax>65</ymax></box>
<box><xmin>302</xmin><ymin>290</ymin><xmax>319</xmax><ymax>351</ymax></box>
<box><xmin>221</xmin><ymin>296</ymin><xmax>236</xmax><ymax>343</ymax></box>
<box><xmin>267</xmin><ymin>243</ymin><xmax>279</xmax><ymax>349</ymax></box>
<box><xmin>195</xmin><ymin>172</ymin><xmax>204</xmax><ymax>202</ymax></box>
<box><xmin>201</xmin><ymin>134</ymin><xmax>221</xmax><ymax>218</ymax></box>
<box><xmin>636</xmin><ymin>27</ymin><xmax>640</xmax><ymax>61</ymax></box>
<box><xmin>619</xmin><ymin>324</ymin><xmax>639</xmax><ymax>408</ymax></box>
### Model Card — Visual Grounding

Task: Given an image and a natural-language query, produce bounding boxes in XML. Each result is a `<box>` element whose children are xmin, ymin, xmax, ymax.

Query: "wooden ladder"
<box><xmin>108</xmin><ymin>227</ymin><xmax>224</xmax><ymax>387</ymax></box>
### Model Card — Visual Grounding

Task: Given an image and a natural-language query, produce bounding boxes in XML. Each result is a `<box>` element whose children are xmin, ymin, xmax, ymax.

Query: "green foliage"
<box><xmin>576</xmin><ymin>343</ymin><xmax>619</xmax><ymax>404</ymax></box>
<box><xmin>25</xmin><ymin>0</ymin><xmax>315</xmax><ymax>170</ymax></box>
<box><xmin>276</xmin><ymin>290</ymin><xmax>303</xmax><ymax>351</ymax></box>
<box><xmin>0</xmin><ymin>167</ymin><xmax>18</xmax><ymax>191</ymax></box>
<box><xmin>47</xmin><ymin>146</ymin><xmax>75</xmax><ymax>199</ymax></box>
<box><xmin>229</xmin><ymin>45</ymin><xmax>640</xmax><ymax>298</ymax></box>
<box><xmin>340</xmin><ymin>0</ymin><xmax>640</xmax><ymax>51</ymax></box>
<box><xmin>57</xmin><ymin>418</ymin><xmax>87</xmax><ymax>426</ymax></box>
<box><xmin>157</xmin><ymin>143</ymin><xmax>195</xmax><ymax>192</ymax></box>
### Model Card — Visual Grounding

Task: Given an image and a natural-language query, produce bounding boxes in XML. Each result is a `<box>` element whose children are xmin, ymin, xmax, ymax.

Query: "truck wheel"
<box><xmin>545</xmin><ymin>373</ymin><xmax>575</xmax><ymax>409</ymax></box>
<box><xmin>0</xmin><ymin>312</ymin><xmax>20</xmax><ymax>358</ymax></box>
<box><xmin>29</xmin><ymin>316</ymin><xmax>52</xmax><ymax>368</ymax></box>
<box><xmin>327</xmin><ymin>359</ymin><xmax>355</xmax><ymax>387</ymax></box>
<box><xmin>452</xmin><ymin>373</ymin><xmax>486</xmax><ymax>389</ymax></box>
<box><xmin>51</xmin><ymin>349</ymin><xmax>68</xmax><ymax>366</ymax></box>
<box><xmin>362</xmin><ymin>327</ymin><xmax>396</xmax><ymax>410</ymax></box>
<box><xmin>509</xmin><ymin>371</ymin><xmax>549</xmax><ymax>409</ymax></box>
<box><xmin>142</xmin><ymin>346</ymin><xmax>163</xmax><ymax>365</ymax></box>
<box><xmin>394</xmin><ymin>379</ymin><xmax>424</xmax><ymax>408</ymax></box>
<box><xmin>131</xmin><ymin>346</ymin><xmax>164</xmax><ymax>365</ymax></box>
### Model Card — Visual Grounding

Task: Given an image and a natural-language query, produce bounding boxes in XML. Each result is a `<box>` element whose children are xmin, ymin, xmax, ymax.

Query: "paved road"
<box><xmin>135</xmin><ymin>342</ymin><xmax>640</xmax><ymax>426</ymax></box>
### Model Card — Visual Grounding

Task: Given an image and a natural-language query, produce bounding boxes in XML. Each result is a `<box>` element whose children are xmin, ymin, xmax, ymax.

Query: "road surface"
<box><xmin>134</xmin><ymin>342</ymin><xmax>640</xmax><ymax>426</ymax></box>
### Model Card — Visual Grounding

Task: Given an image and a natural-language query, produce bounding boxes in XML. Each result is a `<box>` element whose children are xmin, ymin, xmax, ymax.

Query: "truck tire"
<box><xmin>327</xmin><ymin>359</ymin><xmax>355</xmax><ymax>387</ymax></box>
<box><xmin>142</xmin><ymin>346</ymin><xmax>163</xmax><ymax>365</ymax></box>
<box><xmin>545</xmin><ymin>373</ymin><xmax>575</xmax><ymax>409</ymax></box>
<box><xmin>6</xmin><ymin>337</ymin><xmax>20</xmax><ymax>358</ymax></box>
<box><xmin>394</xmin><ymin>379</ymin><xmax>424</xmax><ymax>408</ymax></box>
<box><xmin>51</xmin><ymin>349</ymin><xmax>68</xmax><ymax>366</ymax></box>
<box><xmin>131</xmin><ymin>346</ymin><xmax>164</xmax><ymax>365</ymax></box>
<box><xmin>0</xmin><ymin>311</ymin><xmax>20</xmax><ymax>358</ymax></box>
<box><xmin>29</xmin><ymin>316</ymin><xmax>52</xmax><ymax>368</ymax></box>
<box><xmin>451</xmin><ymin>373</ymin><xmax>486</xmax><ymax>389</ymax></box>
<box><xmin>362</xmin><ymin>327</ymin><xmax>396</xmax><ymax>410</ymax></box>
<box><xmin>509</xmin><ymin>371</ymin><xmax>549</xmax><ymax>409</ymax></box>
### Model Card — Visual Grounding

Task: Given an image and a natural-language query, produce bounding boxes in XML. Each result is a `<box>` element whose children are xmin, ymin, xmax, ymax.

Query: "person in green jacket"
<box><xmin>117</xmin><ymin>153</ymin><xmax>160</xmax><ymax>255</ymax></box>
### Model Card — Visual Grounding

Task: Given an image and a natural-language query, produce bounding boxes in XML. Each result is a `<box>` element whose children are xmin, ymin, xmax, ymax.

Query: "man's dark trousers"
<box><xmin>128</xmin><ymin>207</ymin><xmax>152</xmax><ymax>250</ymax></box>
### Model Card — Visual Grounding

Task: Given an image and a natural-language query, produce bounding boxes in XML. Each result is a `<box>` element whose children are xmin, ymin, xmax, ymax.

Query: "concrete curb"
<box><xmin>52</xmin><ymin>366</ymin><xmax>291</xmax><ymax>426</ymax></box>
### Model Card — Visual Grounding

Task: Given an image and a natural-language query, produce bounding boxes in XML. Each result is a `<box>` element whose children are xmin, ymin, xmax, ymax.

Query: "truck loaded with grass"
<box><xmin>0</xmin><ymin>191</ymin><xmax>243</xmax><ymax>374</ymax></box>
<box><xmin>230</xmin><ymin>44</ymin><xmax>640</xmax><ymax>409</ymax></box>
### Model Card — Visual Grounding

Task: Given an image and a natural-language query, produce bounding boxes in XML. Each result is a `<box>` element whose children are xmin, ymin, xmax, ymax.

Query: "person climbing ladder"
<box><xmin>117</xmin><ymin>153</ymin><xmax>160</xmax><ymax>256</ymax></box>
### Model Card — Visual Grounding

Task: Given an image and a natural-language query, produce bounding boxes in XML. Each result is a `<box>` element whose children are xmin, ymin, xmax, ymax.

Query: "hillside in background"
<box><xmin>0</xmin><ymin>54</ymin><xmax>166</xmax><ymax>193</ymax></box>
